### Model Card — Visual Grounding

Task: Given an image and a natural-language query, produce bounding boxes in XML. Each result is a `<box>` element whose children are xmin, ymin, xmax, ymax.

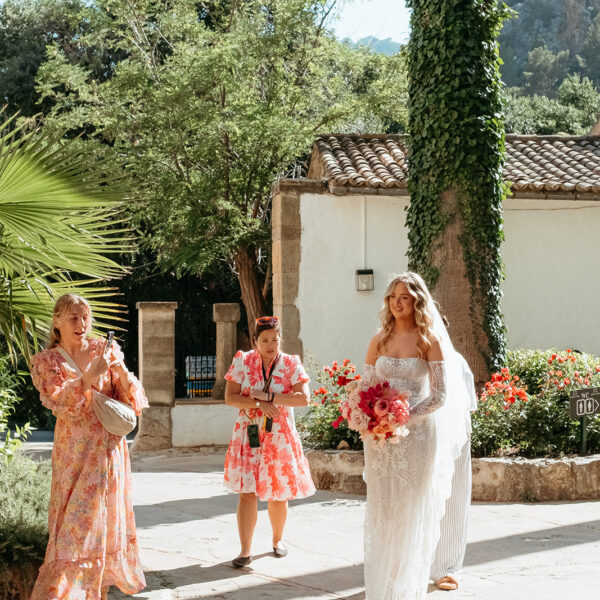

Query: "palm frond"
<box><xmin>0</xmin><ymin>113</ymin><xmax>134</xmax><ymax>362</ymax></box>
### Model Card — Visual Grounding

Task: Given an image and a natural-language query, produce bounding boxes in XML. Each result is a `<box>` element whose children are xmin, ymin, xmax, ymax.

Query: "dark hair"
<box><xmin>253</xmin><ymin>318</ymin><xmax>281</xmax><ymax>344</ymax></box>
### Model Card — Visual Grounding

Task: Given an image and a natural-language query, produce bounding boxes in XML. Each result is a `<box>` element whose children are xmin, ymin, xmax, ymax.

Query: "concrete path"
<box><xmin>117</xmin><ymin>448</ymin><xmax>598</xmax><ymax>600</ymax></box>
<box><xmin>24</xmin><ymin>441</ymin><xmax>599</xmax><ymax>599</ymax></box>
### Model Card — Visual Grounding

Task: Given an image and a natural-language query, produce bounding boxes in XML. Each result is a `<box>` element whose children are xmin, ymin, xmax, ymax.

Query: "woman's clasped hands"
<box><xmin>250</xmin><ymin>389</ymin><xmax>280</xmax><ymax>418</ymax></box>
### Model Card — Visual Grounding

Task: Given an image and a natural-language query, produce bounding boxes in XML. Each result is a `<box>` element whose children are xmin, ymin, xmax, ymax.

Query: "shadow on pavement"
<box><xmin>464</xmin><ymin>519</ymin><xmax>600</xmax><ymax>566</ymax></box>
<box><xmin>137</xmin><ymin>562</ymin><xmax>365</xmax><ymax>599</ymax></box>
<box><xmin>133</xmin><ymin>490</ymin><xmax>360</xmax><ymax>526</ymax></box>
<box><xmin>134</xmin><ymin>495</ymin><xmax>237</xmax><ymax>526</ymax></box>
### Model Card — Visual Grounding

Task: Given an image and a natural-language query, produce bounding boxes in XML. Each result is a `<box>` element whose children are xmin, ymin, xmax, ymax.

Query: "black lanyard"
<box><xmin>261</xmin><ymin>355</ymin><xmax>279</xmax><ymax>392</ymax></box>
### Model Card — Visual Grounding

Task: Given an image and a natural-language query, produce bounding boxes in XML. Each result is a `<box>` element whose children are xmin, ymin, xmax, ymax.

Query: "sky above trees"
<box><xmin>333</xmin><ymin>0</ymin><xmax>409</xmax><ymax>42</ymax></box>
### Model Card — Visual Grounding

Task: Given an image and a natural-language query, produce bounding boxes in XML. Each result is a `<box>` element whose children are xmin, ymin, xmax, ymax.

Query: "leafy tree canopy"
<box><xmin>0</xmin><ymin>0</ymin><xmax>124</xmax><ymax>117</ymax></box>
<box><xmin>504</xmin><ymin>74</ymin><xmax>600</xmax><ymax>134</ymax></box>
<box><xmin>35</xmin><ymin>0</ymin><xmax>408</xmax><ymax>325</ymax></box>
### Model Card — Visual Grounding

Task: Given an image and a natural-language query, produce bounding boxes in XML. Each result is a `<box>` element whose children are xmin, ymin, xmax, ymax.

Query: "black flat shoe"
<box><xmin>231</xmin><ymin>555</ymin><xmax>252</xmax><ymax>568</ymax></box>
<box><xmin>273</xmin><ymin>542</ymin><xmax>288</xmax><ymax>558</ymax></box>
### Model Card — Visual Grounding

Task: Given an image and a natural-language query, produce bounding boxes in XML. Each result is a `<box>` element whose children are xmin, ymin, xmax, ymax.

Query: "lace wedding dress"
<box><xmin>363</xmin><ymin>356</ymin><xmax>450</xmax><ymax>600</ymax></box>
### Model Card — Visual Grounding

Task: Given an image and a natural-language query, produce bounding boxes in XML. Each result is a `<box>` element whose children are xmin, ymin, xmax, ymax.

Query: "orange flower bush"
<box><xmin>481</xmin><ymin>367</ymin><xmax>528</xmax><ymax>410</ymax></box>
<box><xmin>545</xmin><ymin>349</ymin><xmax>598</xmax><ymax>392</ymax></box>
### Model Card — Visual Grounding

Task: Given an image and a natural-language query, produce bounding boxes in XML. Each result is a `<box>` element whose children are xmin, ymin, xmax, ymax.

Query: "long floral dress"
<box><xmin>29</xmin><ymin>339</ymin><xmax>147</xmax><ymax>600</ymax></box>
<box><xmin>223</xmin><ymin>350</ymin><xmax>316</xmax><ymax>501</ymax></box>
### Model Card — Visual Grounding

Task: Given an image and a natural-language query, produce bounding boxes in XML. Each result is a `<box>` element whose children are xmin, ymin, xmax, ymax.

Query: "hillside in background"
<box><xmin>499</xmin><ymin>0</ymin><xmax>600</xmax><ymax>95</ymax></box>
<box><xmin>344</xmin><ymin>36</ymin><xmax>401</xmax><ymax>55</ymax></box>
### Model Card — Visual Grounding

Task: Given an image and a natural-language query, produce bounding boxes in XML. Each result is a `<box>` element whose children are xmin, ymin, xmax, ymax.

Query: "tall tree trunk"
<box><xmin>234</xmin><ymin>246</ymin><xmax>267</xmax><ymax>338</ymax></box>
<box><xmin>406</xmin><ymin>0</ymin><xmax>508</xmax><ymax>387</ymax></box>
<box><xmin>431</xmin><ymin>189</ymin><xmax>489</xmax><ymax>386</ymax></box>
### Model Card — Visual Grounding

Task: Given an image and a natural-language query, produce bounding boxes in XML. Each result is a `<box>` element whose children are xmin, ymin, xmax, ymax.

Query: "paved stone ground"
<box><xmin>25</xmin><ymin>442</ymin><xmax>599</xmax><ymax>600</ymax></box>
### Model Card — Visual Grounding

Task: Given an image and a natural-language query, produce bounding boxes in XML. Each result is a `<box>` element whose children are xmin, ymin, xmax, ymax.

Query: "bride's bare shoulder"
<box><xmin>426</xmin><ymin>333</ymin><xmax>444</xmax><ymax>361</ymax></box>
<box><xmin>365</xmin><ymin>330</ymin><xmax>384</xmax><ymax>365</ymax></box>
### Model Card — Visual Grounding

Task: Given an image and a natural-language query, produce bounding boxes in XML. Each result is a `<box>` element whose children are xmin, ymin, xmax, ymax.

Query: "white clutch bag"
<box><xmin>92</xmin><ymin>390</ymin><xmax>136</xmax><ymax>437</ymax></box>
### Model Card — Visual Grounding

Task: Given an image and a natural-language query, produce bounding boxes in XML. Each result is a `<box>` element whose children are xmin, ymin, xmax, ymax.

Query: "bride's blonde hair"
<box><xmin>377</xmin><ymin>272</ymin><xmax>436</xmax><ymax>359</ymax></box>
<box><xmin>48</xmin><ymin>294</ymin><xmax>92</xmax><ymax>348</ymax></box>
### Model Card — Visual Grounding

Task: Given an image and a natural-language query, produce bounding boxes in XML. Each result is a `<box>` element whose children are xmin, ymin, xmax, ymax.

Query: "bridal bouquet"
<box><xmin>332</xmin><ymin>379</ymin><xmax>410</xmax><ymax>443</ymax></box>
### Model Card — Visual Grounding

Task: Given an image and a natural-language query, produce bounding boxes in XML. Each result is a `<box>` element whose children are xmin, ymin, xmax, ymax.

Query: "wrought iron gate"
<box><xmin>175</xmin><ymin>308</ymin><xmax>216</xmax><ymax>398</ymax></box>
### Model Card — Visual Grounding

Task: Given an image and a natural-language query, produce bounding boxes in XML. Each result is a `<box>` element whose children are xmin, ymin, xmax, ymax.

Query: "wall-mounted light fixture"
<box><xmin>355</xmin><ymin>269</ymin><xmax>374</xmax><ymax>291</ymax></box>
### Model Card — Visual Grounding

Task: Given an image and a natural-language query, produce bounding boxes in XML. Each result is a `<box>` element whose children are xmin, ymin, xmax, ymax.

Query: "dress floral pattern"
<box><xmin>29</xmin><ymin>339</ymin><xmax>147</xmax><ymax>600</ymax></box>
<box><xmin>223</xmin><ymin>350</ymin><xmax>316</xmax><ymax>501</ymax></box>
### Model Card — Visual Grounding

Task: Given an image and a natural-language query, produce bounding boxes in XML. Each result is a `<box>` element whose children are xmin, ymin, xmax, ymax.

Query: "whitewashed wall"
<box><xmin>502</xmin><ymin>197</ymin><xmax>600</xmax><ymax>353</ymax></box>
<box><xmin>296</xmin><ymin>192</ymin><xmax>600</xmax><ymax>371</ymax></box>
<box><xmin>298</xmin><ymin>192</ymin><xmax>410</xmax><ymax>371</ymax></box>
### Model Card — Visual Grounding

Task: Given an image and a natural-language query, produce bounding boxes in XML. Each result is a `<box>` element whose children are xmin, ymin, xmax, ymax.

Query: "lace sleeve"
<box><xmin>362</xmin><ymin>363</ymin><xmax>378</xmax><ymax>386</ymax></box>
<box><xmin>410</xmin><ymin>361</ymin><xmax>447</xmax><ymax>420</ymax></box>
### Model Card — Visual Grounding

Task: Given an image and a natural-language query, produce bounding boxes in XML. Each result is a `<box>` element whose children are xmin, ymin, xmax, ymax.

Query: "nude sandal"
<box><xmin>435</xmin><ymin>576</ymin><xmax>459</xmax><ymax>591</ymax></box>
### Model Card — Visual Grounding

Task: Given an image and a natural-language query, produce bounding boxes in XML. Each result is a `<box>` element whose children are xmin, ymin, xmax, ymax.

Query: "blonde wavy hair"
<box><xmin>48</xmin><ymin>294</ymin><xmax>92</xmax><ymax>349</ymax></box>
<box><xmin>377</xmin><ymin>272</ymin><xmax>436</xmax><ymax>359</ymax></box>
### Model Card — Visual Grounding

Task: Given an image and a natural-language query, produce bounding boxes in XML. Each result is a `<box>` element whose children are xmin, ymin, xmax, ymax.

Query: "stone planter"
<box><xmin>306</xmin><ymin>450</ymin><xmax>600</xmax><ymax>502</ymax></box>
<box><xmin>307</xmin><ymin>449</ymin><xmax>366</xmax><ymax>495</ymax></box>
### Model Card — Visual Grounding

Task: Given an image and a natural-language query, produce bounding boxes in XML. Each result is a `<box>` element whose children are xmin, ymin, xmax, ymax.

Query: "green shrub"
<box><xmin>472</xmin><ymin>349</ymin><xmax>600</xmax><ymax>457</ymax></box>
<box><xmin>0</xmin><ymin>357</ymin><xmax>31</xmax><ymax>464</ymax></box>
<box><xmin>0</xmin><ymin>453</ymin><xmax>51</xmax><ymax>565</ymax></box>
<box><xmin>297</xmin><ymin>358</ymin><xmax>363</xmax><ymax>450</ymax></box>
<box><xmin>0</xmin><ymin>347</ymin><xmax>54</xmax><ymax>431</ymax></box>
<box><xmin>505</xmin><ymin>348</ymin><xmax>553</xmax><ymax>395</ymax></box>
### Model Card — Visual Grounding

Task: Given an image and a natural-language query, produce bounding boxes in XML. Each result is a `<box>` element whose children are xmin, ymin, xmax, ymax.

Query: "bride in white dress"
<box><xmin>362</xmin><ymin>272</ymin><xmax>472</xmax><ymax>600</ymax></box>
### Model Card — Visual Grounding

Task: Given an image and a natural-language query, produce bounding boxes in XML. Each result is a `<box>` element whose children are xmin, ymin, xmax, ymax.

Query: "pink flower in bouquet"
<box><xmin>389</xmin><ymin>397</ymin><xmax>410</xmax><ymax>425</ymax></box>
<box><xmin>373</xmin><ymin>398</ymin><xmax>390</xmax><ymax>417</ymax></box>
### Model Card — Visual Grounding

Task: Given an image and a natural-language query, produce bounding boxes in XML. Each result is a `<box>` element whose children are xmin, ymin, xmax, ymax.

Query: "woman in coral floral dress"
<box><xmin>224</xmin><ymin>316</ymin><xmax>315</xmax><ymax>568</ymax></box>
<box><xmin>29</xmin><ymin>294</ymin><xmax>147</xmax><ymax>600</ymax></box>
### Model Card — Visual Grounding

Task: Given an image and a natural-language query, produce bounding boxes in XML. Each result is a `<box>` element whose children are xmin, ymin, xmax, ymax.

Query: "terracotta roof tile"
<box><xmin>311</xmin><ymin>134</ymin><xmax>600</xmax><ymax>195</ymax></box>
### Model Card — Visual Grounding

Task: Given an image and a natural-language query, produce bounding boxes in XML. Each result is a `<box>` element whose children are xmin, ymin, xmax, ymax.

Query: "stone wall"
<box><xmin>306</xmin><ymin>450</ymin><xmax>600</xmax><ymax>501</ymax></box>
<box><xmin>133</xmin><ymin>302</ymin><xmax>242</xmax><ymax>449</ymax></box>
<box><xmin>472</xmin><ymin>455</ymin><xmax>600</xmax><ymax>502</ymax></box>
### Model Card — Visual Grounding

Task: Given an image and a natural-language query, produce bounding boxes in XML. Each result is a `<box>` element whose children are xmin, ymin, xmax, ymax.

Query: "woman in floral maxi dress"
<box><xmin>224</xmin><ymin>316</ymin><xmax>315</xmax><ymax>567</ymax></box>
<box><xmin>29</xmin><ymin>294</ymin><xmax>147</xmax><ymax>600</ymax></box>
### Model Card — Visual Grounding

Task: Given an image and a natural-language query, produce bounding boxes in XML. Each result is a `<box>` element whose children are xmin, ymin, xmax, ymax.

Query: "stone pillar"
<box><xmin>132</xmin><ymin>301</ymin><xmax>178</xmax><ymax>451</ymax></box>
<box><xmin>271</xmin><ymin>180</ymin><xmax>304</xmax><ymax>356</ymax></box>
<box><xmin>212</xmin><ymin>303</ymin><xmax>241</xmax><ymax>400</ymax></box>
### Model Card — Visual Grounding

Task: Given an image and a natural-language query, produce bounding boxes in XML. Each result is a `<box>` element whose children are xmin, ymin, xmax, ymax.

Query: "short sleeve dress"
<box><xmin>29</xmin><ymin>339</ymin><xmax>147</xmax><ymax>600</ymax></box>
<box><xmin>223</xmin><ymin>350</ymin><xmax>316</xmax><ymax>501</ymax></box>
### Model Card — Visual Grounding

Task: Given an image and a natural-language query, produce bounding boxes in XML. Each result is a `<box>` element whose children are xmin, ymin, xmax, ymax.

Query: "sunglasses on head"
<box><xmin>256</xmin><ymin>316</ymin><xmax>279</xmax><ymax>325</ymax></box>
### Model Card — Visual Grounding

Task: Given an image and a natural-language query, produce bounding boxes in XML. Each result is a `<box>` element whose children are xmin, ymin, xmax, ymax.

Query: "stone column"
<box><xmin>132</xmin><ymin>301</ymin><xmax>178</xmax><ymax>451</ymax></box>
<box><xmin>272</xmin><ymin>180</ymin><xmax>327</xmax><ymax>356</ymax></box>
<box><xmin>212</xmin><ymin>303</ymin><xmax>241</xmax><ymax>400</ymax></box>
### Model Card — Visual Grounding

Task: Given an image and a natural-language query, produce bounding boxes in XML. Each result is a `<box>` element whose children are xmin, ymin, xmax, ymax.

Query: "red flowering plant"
<box><xmin>297</xmin><ymin>358</ymin><xmax>363</xmax><ymax>449</ymax></box>
<box><xmin>472</xmin><ymin>349</ymin><xmax>600</xmax><ymax>458</ymax></box>
<box><xmin>471</xmin><ymin>367</ymin><xmax>529</xmax><ymax>457</ymax></box>
<box><xmin>543</xmin><ymin>349</ymin><xmax>600</xmax><ymax>394</ymax></box>
<box><xmin>480</xmin><ymin>367</ymin><xmax>529</xmax><ymax>410</ymax></box>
